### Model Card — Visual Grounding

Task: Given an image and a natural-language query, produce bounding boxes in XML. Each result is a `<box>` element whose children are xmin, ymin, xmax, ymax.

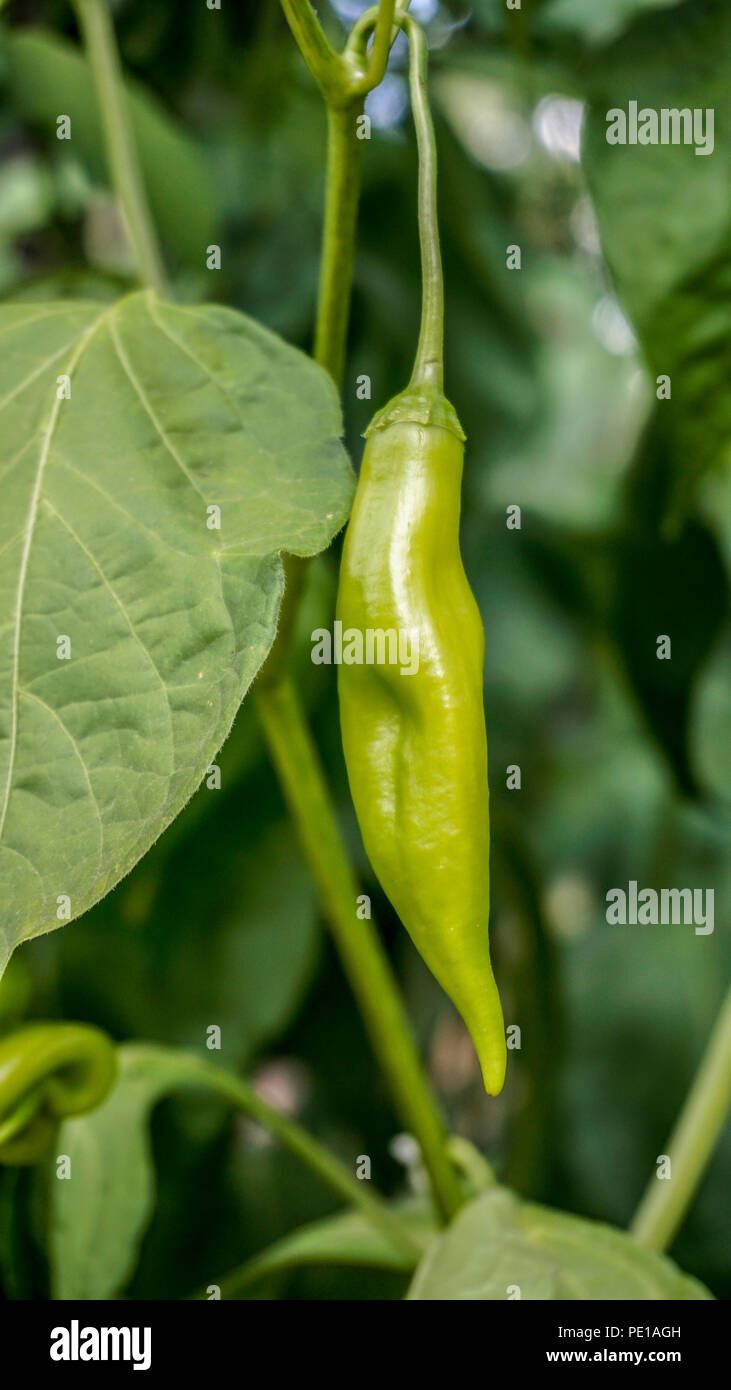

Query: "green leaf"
<box><xmin>2</xmin><ymin>28</ymin><xmax>218</xmax><ymax>267</ymax></box>
<box><xmin>0</xmin><ymin>290</ymin><xmax>353</xmax><ymax>973</ymax></box>
<box><xmin>0</xmin><ymin>954</ymin><xmax>31</xmax><ymax>1025</ymax></box>
<box><xmin>0</xmin><ymin>1167</ymin><xmax>42</xmax><ymax>1298</ymax></box>
<box><xmin>407</xmin><ymin>1188</ymin><xmax>713</xmax><ymax>1300</ymax></box>
<box><xmin>691</xmin><ymin>624</ymin><xmax>731</xmax><ymax>799</ymax></box>
<box><xmin>609</xmin><ymin>426</ymin><xmax>728</xmax><ymax>797</ymax></box>
<box><xmin>538</xmin><ymin>0</ymin><xmax>687</xmax><ymax>46</ymax></box>
<box><xmin>50</xmin><ymin>1043</ymin><xmax>211</xmax><ymax>1299</ymax></box>
<box><xmin>219</xmin><ymin>1198</ymin><xmax>435</xmax><ymax>1297</ymax></box>
<box><xmin>582</xmin><ymin>0</ymin><xmax>731</xmax><ymax>516</ymax></box>
<box><xmin>0</xmin><ymin>155</ymin><xmax>54</xmax><ymax>240</ymax></box>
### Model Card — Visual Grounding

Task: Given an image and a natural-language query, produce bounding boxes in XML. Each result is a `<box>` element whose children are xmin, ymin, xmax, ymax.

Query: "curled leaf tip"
<box><xmin>0</xmin><ymin>1023</ymin><xmax>117</xmax><ymax>1165</ymax></box>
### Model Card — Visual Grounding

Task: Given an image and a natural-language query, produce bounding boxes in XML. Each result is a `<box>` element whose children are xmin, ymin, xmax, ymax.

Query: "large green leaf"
<box><xmin>582</xmin><ymin>0</ymin><xmax>731</xmax><ymax>517</ymax></box>
<box><xmin>2</xmin><ymin>28</ymin><xmax>217</xmax><ymax>266</ymax></box>
<box><xmin>0</xmin><ymin>290</ymin><xmax>353</xmax><ymax>973</ymax></box>
<box><xmin>407</xmin><ymin>1188</ymin><xmax>712</xmax><ymax>1299</ymax></box>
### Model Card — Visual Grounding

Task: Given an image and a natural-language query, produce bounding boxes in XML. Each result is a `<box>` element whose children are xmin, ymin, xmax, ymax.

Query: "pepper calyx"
<box><xmin>364</xmin><ymin>388</ymin><xmax>466</xmax><ymax>441</ymax></box>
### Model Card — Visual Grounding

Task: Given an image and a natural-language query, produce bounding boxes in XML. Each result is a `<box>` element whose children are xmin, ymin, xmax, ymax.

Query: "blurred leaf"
<box><xmin>407</xmin><ymin>1186</ymin><xmax>712</xmax><ymax>1299</ymax></box>
<box><xmin>0</xmin><ymin>954</ymin><xmax>31</xmax><ymax>1024</ymax></box>
<box><xmin>613</xmin><ymin>518</ymin><xmax>727</xmax><ymax>797</ymax></box>
<box><xmin>150</xmin><ymin>821</ymin><xmax>321</xmax><ymax>1059</ymax></box>
<box><xmin>537</xmin><ymin>0</ymin><xmax>687</xmax><ymax>45</ymax></box>
<box><xmin>477</xmin><ymin>263</ymin><xmax>648</xmax><ymax>531</ymax></box>
<box><xmin>61</xmin><ymin>820</ymin><xmax>321</xmax><ymax>1064</ymax></box>
<box><xmin>0</xmin><ymin>291</ymin><xmax>352</xmax><ymax>974</ymax></box>
<box><xmin>556</xmin><ymin>822</ymin><xmax>729</xmax><ymax>1258</ymax></box>
<box><xmin>610</xmin><ymin>424</ymin><xmax>728</xmax><ymax>797</ymax></box>
<box><xmin>226</xmin><ymin>86</ymin><xmax>326</xmax><ymax>340</ymax></box>
<box><xmin>5</xmin><ymin>268</ymin><xmax>127</xmax><ymax>302</ymax></box>
<box><xmin>0</xmin><ymin>156</ymin><xmax>53</xmax><ymax>238</ymax></box>
<box><xmin>690</xmin><ymin>625</ymin><xmax>731</xmax><ymax>800</ymax></box>
<box><xmin>0</xmin><ymin>1168</ymin><xmax>41</xmax><ymax>1297</ymax></box>
<box><xmin>50</xmin><ymin>1043</ymin><xmax>210</xmax><ymax>1298</ymax></box>
<box><xmin>220</xmin><ymin>1197</ymin><xmax>435</xmax><ymax>1297</ymax></box>
<box><xmin>516</xmin><ymin>420</ymin><xmax>729</xmax><ymax>799</ymax></box>
<box><xmin>583</xmin><ymin>0</ymin><xmax>731</xmax><ymax>517</ymax></box>
<box><xmin>492</xmin><ymin>810</ymin><xmax>564</xmax><ymax>1198</ymax></box>
<box><xmin>3</xmin><ymin>28</ymin><xmax>218</xmax><ymax>267</ymax></box>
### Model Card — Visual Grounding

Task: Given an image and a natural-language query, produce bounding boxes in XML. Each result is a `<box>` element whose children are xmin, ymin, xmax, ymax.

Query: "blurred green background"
<box><xmin>0</xmin><ymin>0</ymin><xmax>728</xmax><ymax>1299</ymax></box>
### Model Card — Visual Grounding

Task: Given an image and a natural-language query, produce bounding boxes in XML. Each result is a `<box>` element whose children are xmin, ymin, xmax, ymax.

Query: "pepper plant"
<box><xmin>0</xmin><ymin>0</ymin><xmax>728</xmax><ymax>1301</ymax></box>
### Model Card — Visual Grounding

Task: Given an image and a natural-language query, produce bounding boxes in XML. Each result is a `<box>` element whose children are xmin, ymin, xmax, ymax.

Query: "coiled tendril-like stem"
<box><xmin>0</xmin><ymin>1024</ymin><xmax>117</xmax><ymax>1164</ymax></box>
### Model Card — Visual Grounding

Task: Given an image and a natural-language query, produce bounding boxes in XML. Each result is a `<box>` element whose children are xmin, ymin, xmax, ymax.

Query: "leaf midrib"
<box><xmin>0</xmin><ymin>305</ymin><xmax>109</xmax><ymax>843</ymax></box>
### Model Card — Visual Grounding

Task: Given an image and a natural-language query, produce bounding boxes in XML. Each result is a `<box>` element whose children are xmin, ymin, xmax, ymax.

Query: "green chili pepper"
<box><xmin>336</xmin><ymin>18</ymin><xmax>506</xmax><ymax>1095</ymax></box>
<box><xmin>0</xmin><ymin>1023</ymin><xmax>117</xmax><ymax>1164</ymax></box>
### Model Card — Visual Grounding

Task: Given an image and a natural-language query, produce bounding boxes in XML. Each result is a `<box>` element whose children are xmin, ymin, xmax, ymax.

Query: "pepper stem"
<box><xmin>403</xmin><ymin>17</ymin><xmax>445</xmax><ymax>396</ymax></box>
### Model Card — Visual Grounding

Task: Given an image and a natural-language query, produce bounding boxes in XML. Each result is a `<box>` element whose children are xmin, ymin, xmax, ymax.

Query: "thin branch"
<box><xmin>72</xmin><ymin>0</ymin><xmax>167</xmax><ymax>295</ymax></box>
<box><xmin>630</xmin><ymin>985</ymin><xmax>731</xmax><ymax>1251</ymax></box>
<box><xmin>313</xmin><ymin>101</ymin><xmax>362</xmax><ymax>383</ymax></box>
<box><xmin>195</xmin><ymin>1056</ymin><xmax>422</xmax><ymax>1259</ymax></box>
<box><xmin>348</xmin><ymin>0</ymin><xmax>400</xmax><ymax>96</ymax></box>
<box><xmin>403</xmin><ymin>15</ymin><xmax>444</xmax><ymax>393</ymax></box>
<box><xmin>279</xmin><ymin>0</ymin><xmax>345</xmax><ymax>104</ymax></box>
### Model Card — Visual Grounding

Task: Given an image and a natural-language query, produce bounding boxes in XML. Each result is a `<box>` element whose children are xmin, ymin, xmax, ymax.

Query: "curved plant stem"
<box><xmin>72</xmin><ymin>0</ymin><xmax>167</xmax><ymax>296</ymax></box>
<box><xmin>254</xmin><ymin>677</ymin><xmax>464</xmax><ymax>1222</ymax></box>
<box><xmin>363</xmin><ymin>0</ymin><xmax>398</xmax><ymax>87</ymax></box>
<box><xmin>193</xmin><ymin>1057</ymin><xmax>421</xmax><ymax>1259</ymax></box>
<box><xmin>314</xmin><ymin>101</ymin><xmax>362</xmax><ymax>383</ymax></box>
<box><xmin>402</xmin><ymin>16</ymin><xmax>444</xmax><ymax>394</ymax></box>
<box><xmin>630</xmin><ymin>985</ymin><xmax>731</xmax><ymax>1252</ymax></box>
<box><xmin>281</xmin><ymin>0</ymin><xmax>399</xmax><ymax>105</ymax></box>
<box><xmin>279</xmin><ymin>0</ymin><xmax>345</xmax><ymax>103</ymax></box>
<box><xmin>285</xmin><ymin>3</ymin><xmax>403</xmax><ymax>380</ymax></box>
<box><xmin>348</xmin><ymin>0</ymin><xmax>399</xmax><ymax>96</ymax></box>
